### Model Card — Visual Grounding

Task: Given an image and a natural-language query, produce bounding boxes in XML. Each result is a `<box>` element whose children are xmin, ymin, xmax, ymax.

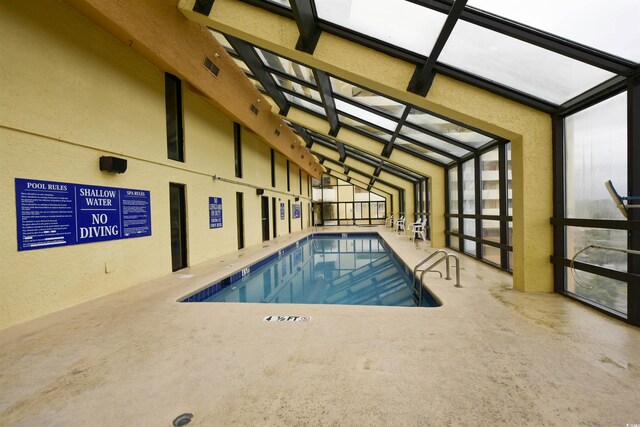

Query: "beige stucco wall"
<box><xmin>0</xmin><ymin>0</ymin><xmax>314</xmax><ymax>328</ymax></box>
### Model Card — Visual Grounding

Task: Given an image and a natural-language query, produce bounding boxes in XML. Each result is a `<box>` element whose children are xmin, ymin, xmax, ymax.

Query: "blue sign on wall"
<box><xmin>280</xmin><ymin>202</ymin><xmax>285</xmax><ymax>220</ymax></box>
<box><xmin>293</xmin><ymin>203</ymin><xmax>301</xmax><ymax>219</ymax></box>
<box><xmin>209</xmin><ymin>197</ymin><xmax>223</xmax><ymax>229</ymax></box>
<box><xmin>15</xmin><ymin>178</ymin><xmax>151</xmax><ymax>251</ymax></box>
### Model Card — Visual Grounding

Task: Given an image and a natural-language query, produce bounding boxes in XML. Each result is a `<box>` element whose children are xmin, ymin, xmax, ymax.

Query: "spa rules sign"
<box><xmin>15</xmin><ymin>178</ymin><xmax>151</xmax><ymax>251</ymax></box>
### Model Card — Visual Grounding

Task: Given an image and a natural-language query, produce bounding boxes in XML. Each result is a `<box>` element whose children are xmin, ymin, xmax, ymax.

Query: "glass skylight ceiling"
<box><xmin>315</xmin><ymin>0</ymin><xmax>447</xmax><ymax>57</ymax></box>
<box><xmin>467</xmin><ymin>0</ymin><xmax>640</xmax><ymax>62</ymax></box>
<box><xmin>210</xmin><ymin>29</ymin><xmax>499</xmax><ymax>169</ymax></box>
<box><xmin>255</xmin><ymin>47</ymin><xmax>316</xmax><ymax>85</ymax></box>
<box><xmin>405</xmin><ymin>108</ymin><xmax>492</xmax><ymax>147</ymax></box>
<box><xmin>438</xmin><ymin>20</ymin><xmax>616</xmax><ymax>104</ymax></box>
<box><xmin>210</xmin><ymin>0</ymin><xmax>634</xmax><ymax>170</ymax></box>
<box><xmin>330</xmin><ymin>77</ymin><xmax>406</xmax><ymax>118</ymax></box>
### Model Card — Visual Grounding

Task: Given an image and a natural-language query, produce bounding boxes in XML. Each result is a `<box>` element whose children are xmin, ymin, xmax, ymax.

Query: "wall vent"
<box><xmin>250</xmin><ymin>104</ymin><xmax>259</xmax><ymax>115</ymax></box>
<box><xmin>203</xmin><ymin>57</ymin><xmax>220</xmax><ymax>77</ymax></box>
<box><xmin>275</xmin><ymin>129</ymin><xmax>280</xmax><ymax>136</ymax></box>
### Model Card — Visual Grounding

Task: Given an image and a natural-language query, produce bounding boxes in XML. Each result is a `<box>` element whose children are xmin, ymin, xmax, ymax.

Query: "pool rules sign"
<box><xmin>15</xmin><ymin>178</ymin><xmax>151</xmax><ymax>251</ymax></box>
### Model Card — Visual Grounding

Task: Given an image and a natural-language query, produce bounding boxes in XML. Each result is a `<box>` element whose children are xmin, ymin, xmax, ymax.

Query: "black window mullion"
<box><xmin>457</xmin><ymin>165</ymin><xmax>463</xmax><ymax>252</ymax></box>
<box><xmin>552</xmin><ymin>115</ymin><xmax>566</xmax><ymax>293</ymax></box>
<box><xmin>628</xmin><ymin>76</ymin><xmax>640</xmax><ymax>326</ymax></box>
<box><xmin>498</xmin><ymin>142</ymin><xmax>509</xmax><ymax>269</ymax></box>
<box><xmin>475</xmin><ymin>155</ymin><xmax>482</xmax><ymax>259</ymax></box>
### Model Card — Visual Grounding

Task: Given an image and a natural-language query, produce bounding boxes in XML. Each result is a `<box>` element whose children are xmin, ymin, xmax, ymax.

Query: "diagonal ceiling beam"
<box><xmin>226</xmin><ymin>35</ymin><xmax>290</xmax><ymax>115</ymax></box>
<box><xmin>407</xmin><ymin>0</ymin><xmax>467</xmax><ymax>97</ymax></box>
<box><xmin>313</xmin><ymin>69</ymin><xmax>340</xmax><ymax>136</ymax></box>
<box><xmin>290</xmin><ymin>0</ymin><xmax>321</xmax><ymax>54</ymax></box>
<box><xmin>336</xmin><ymin>141</ymin><xmax>347</xmax><ymax>162</ymax></box>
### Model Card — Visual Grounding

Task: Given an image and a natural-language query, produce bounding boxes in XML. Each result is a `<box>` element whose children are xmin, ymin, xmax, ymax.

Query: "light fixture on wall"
<box><xmin>99</xmin><ymin>156</ymin><xmax>127</xmax><ymax>174</ymax></box>
<box><xmin>295</xmin><ymin>196</ymin><xmax>300</xmax><ymax>202</ymax></box>
<box><xmin>256</xmin><ymin>188</ymin><xmax>264</xmax><ymax>196</ymax></box>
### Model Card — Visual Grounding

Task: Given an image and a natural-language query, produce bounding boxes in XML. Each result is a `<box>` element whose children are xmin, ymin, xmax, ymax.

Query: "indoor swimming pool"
<box><xmin>181</xmin><ymin>233</ymin><xmax>439</xmax><ymax>307</ymax></box>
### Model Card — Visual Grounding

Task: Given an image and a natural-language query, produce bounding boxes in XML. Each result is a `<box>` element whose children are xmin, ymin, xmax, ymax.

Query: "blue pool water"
<box><xmin>181</xmin><ymin>233</ymin><xmax>439</xmax><ymax>307</ymax></box>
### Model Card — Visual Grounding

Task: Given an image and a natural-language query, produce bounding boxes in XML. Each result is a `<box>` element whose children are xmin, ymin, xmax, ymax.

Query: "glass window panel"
<box><xmin>439</xmin><ymin>20</ymin><xmax>616</xmax><ymax>104</ymax></box>
<box><xmin>338</xmin><ymin>114</ymin><xmax>393</xmax><ymax>141</ymax></box>
<box><xmin>312</xmin><ymin>187</ymin><xmax>322</xmax><ymax>201</ymax></box>
<box><xmin>354</xmin><ymin>186</ymin><xmax>369</xmax><ymax>201</ymax></box>
<box><xmin>394</xmin><ymin>138</ymin><xmax>455</xmax><ymax>164</ymax></box>
<box><xmin>449</xmin><ymin>217</ymin><xmax>459</xmax><ymax>233</ymax></box>
<box><xmin>323</xmin><ymin>186</ymin><xmax>337</xmax><ymax>202</ymax></box>
<box><xmin>565</xmin><ymin>268</ymin><xmax>627</xmax><ymax>315</ymax></box>
<box><xmin>483</xmin><ymin>245</ymin><xmax>501</xmax><ymax>265</ymax></box>
<box><xmin>255</xmin><ymin>48</ymin><xmax>316</xmax><ymax>85</ymax></box>
<box><xmin>264</xmin><ymin>0</ymin><xmax>291</xmax><ymax>8</ymax></box>
<box><xmin>399</xmin><ymin>127</ymin><xmax>469</xmax><ymax>157</ymax></box>
<box><xmin>565</xmin><ymin>93</ymin><xmax>627</xmax><ymax>219</ymax></box>
<box><xmin>339</xmin><ymin>203</ymin><xmax>354</xmax><ymax>219</ymax></box>
<box><xmin>322</xmin><ymin>203</ymin><xmax>337</xmax><ymax>220</ymax></box>
<box><xmin>462</xmin><ymin>160</ymin><xmax>475</xmax><ymax>214</ymax></box>
<box><xmin>209</xmin><ymin>30</ymin><xmax>235</xmax><ymax>53</ymax></box>
<box><xmin>463</xmin><ymin>218</ymin><xmax>476</xmax><ymax>238</ymax></box>
<box><xmin>370</xmin><ymin>192</ymin><xmax>384</xmax><ymax>202</ymax></box>
<box><xmin>566</xmin><ymin>227</ymin><xmax>627</xmax><ymax>273</ymax></box>
<box><xmin>481</xmin><ymin>147</ymin><xmax>500</xmax><ymax>215</ymax></box>
<box><xmin>315</xmin><ymin>0</ymin><xmax>447</xmax><ymax>57</ymax></box>
<box><xmin>353</xmin><ymin>202</ymin><xmax>362</xmax><ymax>219</ymax></box>
<box><xmin>507</xmin><ymin>221</ymin><xmax>513</xmax><ymax>247</ymax></box>
<box><xmin>330</xmin><ymin>77</ymin><xmax>406</xmax><ymax>118</ymax></box>
<box><xmin>406</xmin><ymin>109</ymin><xmax>493</xmax><ymax>147</ymax></box>
<box><xmin>449</xmin><ymin>235</ymin><xmax>459</xmax><ymax>250</ymax></box>
<box><xmin>284</xmin><ymin>93</ymin><xmax>326</xmax><ymax>117</ymax></box>
<box><xmin>272</xmin><ymin>74</ymin><xmax>322</xmax><ymax>102</ymax></box>
<box><xmin>482</xmin><ymin>220</ymin><xmax>500</xmax><ymax>243</ymax></box>
<box><xmin>463</xmin><ymin>238</ymin><xmax>476</xmax><ymax>256</ymax></box>
<box><xmin>335</xmin><ymin>99</ymin><xmax>397</xmax><ymax>131</ymax></box>
<box><xmin>448</xmin><ymin>167</ymin><xmax>458</xmax><ymax>214</ymax></box>
<box><xmin>361</xmin><ymin>203</ymin><xmax>370</xmax><ymax>219</ymax></box>
<box><xmin>467</xmin><ymin>0</ymin><xmax>640</xmax><ymax>63</ymax></box>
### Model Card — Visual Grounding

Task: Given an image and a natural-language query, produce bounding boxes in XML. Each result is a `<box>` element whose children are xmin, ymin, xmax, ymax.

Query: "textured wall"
<box><xmin>0</xmin><ymin>0</ymin><xmax>313</xmax><ymax>328</ymax></box>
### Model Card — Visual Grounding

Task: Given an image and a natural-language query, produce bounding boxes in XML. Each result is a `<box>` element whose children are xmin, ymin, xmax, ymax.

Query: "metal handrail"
<box><xmin>412</xmin><ymin>250</ymin><xmax>448</xmax><ymax>291</ymax></box>
<box><xmin>415</xmin><ymin>253</ymin><xmax>462</xmax><ymax>303</ymax></box>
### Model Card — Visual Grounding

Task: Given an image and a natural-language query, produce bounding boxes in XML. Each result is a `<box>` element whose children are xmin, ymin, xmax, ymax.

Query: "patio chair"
<box><xmin>411</xmin><ymin>218</ymin><xmax>428</xmax><ymax>242</ymax></box>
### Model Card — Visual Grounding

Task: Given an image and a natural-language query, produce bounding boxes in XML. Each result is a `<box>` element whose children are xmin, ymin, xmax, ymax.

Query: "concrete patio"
<box><xmin>1</xmin><ymin>226</ymin><xmax>639</xmax><ymax>426</ymax></box>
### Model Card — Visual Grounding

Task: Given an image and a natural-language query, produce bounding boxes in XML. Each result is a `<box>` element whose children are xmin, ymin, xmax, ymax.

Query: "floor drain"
<box><xmin>172</xmin><ymin>413</ymin><xmax>193</xmax><ymax>427</ymax></box>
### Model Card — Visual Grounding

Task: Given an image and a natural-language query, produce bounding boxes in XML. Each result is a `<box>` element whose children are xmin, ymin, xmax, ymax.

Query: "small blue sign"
<box><xmin>293</xmin><ymin>203</ymin><xmax>301</xmax><ymax>219</ymax></box>
<box><xmin>209</xmin><ymin>197</ymin><xmax>223</xmax><ymax>229</ymax></box>
<box><xmin>15</xmin><ymin>178</ymin><xmax>151</xmax><ymax>251</ymax></box>
<box><xmin>280</xmin><ymin>202</ymin><xmax>285</xmax><ymax>220</ymax></box>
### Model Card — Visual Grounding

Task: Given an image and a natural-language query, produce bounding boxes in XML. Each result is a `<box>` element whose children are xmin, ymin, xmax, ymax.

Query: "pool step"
<box><xmin>324</xmin><ymin>267</ymin><xmax>413</xmax><ymax>306</ymax></box>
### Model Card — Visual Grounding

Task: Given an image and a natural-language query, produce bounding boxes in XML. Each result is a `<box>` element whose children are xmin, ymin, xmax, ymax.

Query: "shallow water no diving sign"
<box><xmin>263</xmin><ymin>316</ymin><xmax>311</xmax><ymax>322</ymax></box>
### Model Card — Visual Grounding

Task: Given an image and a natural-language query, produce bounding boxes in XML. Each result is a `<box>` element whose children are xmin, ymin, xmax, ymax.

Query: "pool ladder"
<box><xmin>412</xmin><ymin>250</ymin><xmax>462</xmax><ymax>304</ymax></box>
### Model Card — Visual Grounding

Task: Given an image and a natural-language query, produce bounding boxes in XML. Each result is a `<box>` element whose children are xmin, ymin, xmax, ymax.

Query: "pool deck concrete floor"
<box><xmin>1</xmin><ymin>226</ymin><xmax>639</xmax><ymax>426</ymax></box>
